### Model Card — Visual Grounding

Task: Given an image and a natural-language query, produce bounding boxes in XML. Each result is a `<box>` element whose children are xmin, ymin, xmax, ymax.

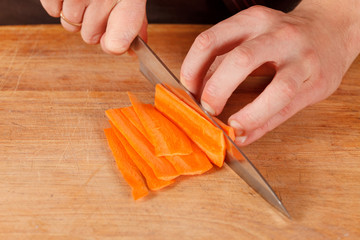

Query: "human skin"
<box><xmin>180</xmin><ymin>0</ymin><xmax>360</xmax><ymax>145</ymax></box>
<box><xmin>40</xmin><ymin>0</ymin><xmax>148</xmax><ymax>54</ymax></box>
<box><xmin>41</xmin><ymin>0</ymin><xmax>360</xmax><ymax>146</ymax></box>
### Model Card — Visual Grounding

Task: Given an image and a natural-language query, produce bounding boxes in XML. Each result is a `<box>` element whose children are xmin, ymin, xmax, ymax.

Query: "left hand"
<box><xmin>40</xmin><ymin>0</ymin><xmax>148</xmax><ymax>54</ymax></box>
<box><xmin>180</xmin><ymin>3</ymin><xmax>360</xmax><ymax>146</ymax></box>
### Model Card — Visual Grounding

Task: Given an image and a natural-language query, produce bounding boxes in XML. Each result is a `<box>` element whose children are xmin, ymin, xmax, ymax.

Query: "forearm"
<box><xmin>291</xmin><ymin>0</ymin><xmax>360</xmax><ymax>68</ymax></box>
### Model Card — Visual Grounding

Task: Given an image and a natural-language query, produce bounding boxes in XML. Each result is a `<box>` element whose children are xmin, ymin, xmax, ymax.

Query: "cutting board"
<box><xmin>0</xmin><ymin>24</ymin><xmax>359</xmax><ymax>239</ymax></box>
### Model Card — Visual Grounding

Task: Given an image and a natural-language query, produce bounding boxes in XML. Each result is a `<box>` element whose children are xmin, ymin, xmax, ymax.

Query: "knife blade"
<box><xmin>130</xmin><ymin>36</ymin><xmax>290</xmax><ymax>218</ymax></box>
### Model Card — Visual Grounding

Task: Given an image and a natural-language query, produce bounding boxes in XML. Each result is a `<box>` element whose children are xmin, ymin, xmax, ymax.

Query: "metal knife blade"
<box><xmin>130</xmin><ymin>36</ymin><xmax>290</xmax><ymax>218</ymax></box>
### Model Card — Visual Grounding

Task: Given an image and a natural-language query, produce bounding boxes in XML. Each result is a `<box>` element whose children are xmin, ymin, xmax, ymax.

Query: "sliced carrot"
<box><xmin>128</xmin><ymin>92</ymin><xmax>193</xmax><ymax>157</ymax></box>
<box><xmin>110</xmin><ymin>122</ymin><xmax>174</xmax><ymax>190</ymax></box>
<box><xmin>213</xmin><ymin>117</ymin><xmax>235</xmax><ymax>141</ymax></box>
<box><xmin>166</xmin><ymin>141</ymin><xmax>213</xmax><ymax>175</ymax></box>
<box><xmin>121</xmin><ymin>106</ymin><xmax>148</xmax><ymax>138</ymax></box>
<box><xmin>154</xmin><ymin>84</ymin><xmax>226</xmax><ymax>167</ymax></box>
<box><xmin>106</xmin><ymin>109</ymin><xmax>179</xmax><ymax>180</ymax></box>
<box><xmin>163</xmin><ymin>84</ymin><xmax>235</xmax><ymax>141</ymax></box>
<box><xmin>121</xmin><ymin>96</ymin><xmax>203</xmax><ymax>175</ymax></box>
<box><xmin>104</xmin><ymin>128</ymin><xmax>148</xmax><ymax>200</ymax></box>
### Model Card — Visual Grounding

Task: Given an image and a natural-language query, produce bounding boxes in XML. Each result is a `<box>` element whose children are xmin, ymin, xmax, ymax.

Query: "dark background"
<box><xmin>0</xmin><ymin>0</ymin><xmax>300</xmax><ymax>25</ymax></box>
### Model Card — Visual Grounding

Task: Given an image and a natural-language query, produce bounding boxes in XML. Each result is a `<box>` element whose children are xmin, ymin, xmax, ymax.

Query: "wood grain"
<box><xmin>0</xmin><ymin>24</ymin><xmax>359</xmax><ymax>239</ymax></box>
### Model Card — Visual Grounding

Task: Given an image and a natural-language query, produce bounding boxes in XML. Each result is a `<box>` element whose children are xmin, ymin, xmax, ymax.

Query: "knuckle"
<box><xmin>194</xmin><ymin>30</ymin><xmax>216</xmax><ymax>51</ymax></box>
<box><xmin>303</xmin><ymin>49</ymin><xmax>320</xmax><ymax>70</ymax></box>
<box><xmin>275</xmin><ymin>77</ymin><xmax>299</xmax><ymax>102</ymax></box>
<box><xmin>275</xmin><ymin>23</ymin><xmax>301</xmax><ymax>41</ymax></box>
<box><xmin>242</xmin><ymin>110</ymin><xmax>262</xmax><ymax>129</ymax></box>
<box><xmin>180</xmin><ymin>68</ymin><xmax>193</xmax><ymax>82</ymax></box>
<box><xmin>258</xmin><ymin>121</ymin><xmax>272</xmax><ymax>134</ymax></box>
<box><xmin>278</xmin><ymin>104</ymin><xmax>293</xmax><ymax>118</ymax></box>
<box><xmin>244</xmin><ymin>5</ymin><xmax>276</xmax><ymax>20</ymax></box>
<box><xmin>231</xmin><ymin>46</ymin><xmax>254</xmax><ymax>68</ymax></box>
<box><xmin>204</xmin><ymin>81</ymin><xmax>218</xmax><ymax>97</ymax></box>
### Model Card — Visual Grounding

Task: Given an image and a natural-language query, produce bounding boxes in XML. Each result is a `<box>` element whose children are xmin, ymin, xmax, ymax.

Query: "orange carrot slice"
<box><xmin>106</xmin><ymin>109</ymin><xmax>179</xmax><ymax>180</ymax></box>
<box><xmin>104</xmin><ymin>128</ymin><xmax>148</xmax><ymax>200</ymax></box>
<box><xmin>128</xmin><ymin>92</ymin><xmax>193</xmax><ymax>157</ymax></box>
<box><xmin>121</xmin><ymin>106</ymin><xmax>148</xmax><ymax>138</ymax></box>
<box><xmin>121</xmin><ymin>96</ymin><xmax>205</xmax><ymax>175</ymax></box>
<box><xmin>110</xmin><ymin>122</ymin><xmax>174</xmax><ymax>190</ymax></box>
<box><xmin>154</xmin><ymin>84</ymin><xmax>226</xmax><ymax>167</ymax></box>
<box><xmin>166</xmin><ymin>141</ymin><xmax>213</xmax><ymax>175</ymax></box>
<box><xmin>214</xmin><ymin>117</ymin><xmax>235</xmax><ymax>141</ymax></box>
<box><xmin>163</xmin><ymin>84</ymin><xmax>235</xmax><ymax>141</ymax></box>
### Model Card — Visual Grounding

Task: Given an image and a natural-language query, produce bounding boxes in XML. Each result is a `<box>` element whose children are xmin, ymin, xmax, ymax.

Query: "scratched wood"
<box><xmin>0</xmin><ymin>25</ymin><xmax>359</xmax><ymax>239</ymax></box>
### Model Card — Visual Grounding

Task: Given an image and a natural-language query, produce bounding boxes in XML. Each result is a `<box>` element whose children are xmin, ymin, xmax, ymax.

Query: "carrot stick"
<box><xmin>110</xmin><ymin>122</ymin><xmax>175</xmax><ymax>190</ymax></box>
<box><xmin>104</xmin><ymin>128</ymin><xmax>148</xmax><ymax>200</ymax></box>
<box><xmin>165</xmin><ymin>141</ymin><xmax>213</xmax><ymax>175</ymax></box>
<box><xmin>154</xmin><ymin>84</ymin><xmax>226</xmax><ymax>167</ymax></box>
<box><xmin>106</xmin><ymin>109</ymin><xmax>179</xmax><ymax>181</ymax></box>
<box><xmin>121</xmin><ymin>106</ymin><xmax>148</xmax><ymax>138</ymax></box>
<box><xmin>128</xmin><ymin>92</ymin><xmax>193</xmax><ymax>157</ymax></box>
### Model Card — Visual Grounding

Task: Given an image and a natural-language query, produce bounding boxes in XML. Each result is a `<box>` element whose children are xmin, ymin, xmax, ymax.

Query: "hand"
<box><xmin>40</xmin><ymin>0</ymin><xmax>148</xmax><ymax>54</ymax></box>
<box><xmin>180</xmin><ymin>2</ymin><xmax>360</xmax><ymax>146</ymax></box>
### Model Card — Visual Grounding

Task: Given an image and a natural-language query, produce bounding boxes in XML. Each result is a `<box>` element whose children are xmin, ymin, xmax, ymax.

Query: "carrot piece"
<box><xmin>154</xmin><ymin>84</ymin><xmax>226</xmax><ymax>167</ymax></box>
<box><xmin>121</xmin><ymin>99</ymin><xmax>204</xmax><ymax>175</ymax></box>
<box><xmin>163</xmin><ymin>84</ymin><xmax>235</xmax><ymax>141</ymax></box>
<box><xmin>121</xmin><ymin>106</ymin><xmax>148</xmax><ymax>138</ymax></box>
<box><xmin>110</xmin><ymin>122</ymin><xmax>174</xmax><ymax>190</ymax></box>
<box><xmin>106</xmin><ymin>109</ymin><xmax>179</xmax><ymax>180</ymax></box>
<box><xmin>166</xmin><ymin>141</ymin><xmax>213</xmax><ymax>175</ymax></box>
<box><xmin>128</xmin><ymin>92</ymin><xmax>193</xmax><ymax>157</ymax></box>
<box><xmin>214</xmin><ymin>117</ymin><xmax>235</xmax><ymax>141</ymax></box>
<box><xmin>104</xmin><ymin>128</ymin><xmax>148</xmax><ymax>200</ymax></box>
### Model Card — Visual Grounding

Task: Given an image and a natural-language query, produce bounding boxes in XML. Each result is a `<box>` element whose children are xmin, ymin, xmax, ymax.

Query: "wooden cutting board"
<box><xmin>0</xmin><ymin>24</ymin><xmax>359</xmax><ymax>239</ymax></box>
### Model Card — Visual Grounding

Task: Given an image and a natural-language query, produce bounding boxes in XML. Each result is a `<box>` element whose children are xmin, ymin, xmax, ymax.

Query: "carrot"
<box><xmin>104</xmin><ymin>128</ymin><xmax>148</xmax><ymax>200</ymax></box>
<box><xmin>165</xmin><ymin>141</ymin><xmax>213</xmax><ymax>175</ymax></box>
<box><xmin>213</xmin><ymin>117</ymin><xmax>235</xmax><ymax>141</ymax></box>
<box><xmin>128</xmin><ymin>92</ymin><xmax>193</xmax><ymax>157</ymax></box>
<box><xmin>120</xmin><ymin>99</ymin><xmax>207</xmax><ymax>175</ymax></box>
<box><xmin>106</xmin><ymin>109</ymin><xmax>179</xmax><ymax>181</ymax></box>
<box><xmin>162</xmin><ymin>84</ymin><xmax>235</xmax><ymax>141</ymax></box>
<box><xmin>121</xmin><ymin>106</ymin><xmax>148</xmax><ymax>138</ymax></box>
<box><xmin>154</xmin><ymin>84</ymin><xmax>226</xmax><ymax>167</ymax></box>
<box><xmin>110</xmin><ymin>122</ymin><xmax>174</xmax><ymax>190</ymax></box>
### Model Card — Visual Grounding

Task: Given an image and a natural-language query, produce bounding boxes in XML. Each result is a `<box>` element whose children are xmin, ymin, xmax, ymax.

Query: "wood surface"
<box><xmin>0</xmin><ymin>24</ymin><xmax>359</xmax><ymax>239</ymax></box>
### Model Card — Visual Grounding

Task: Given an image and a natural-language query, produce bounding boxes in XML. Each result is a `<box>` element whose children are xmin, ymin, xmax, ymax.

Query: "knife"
<box><xmin>130</xmin><ymin>36</ymin><xmax>290</xmax><ymax>218</ymax></box>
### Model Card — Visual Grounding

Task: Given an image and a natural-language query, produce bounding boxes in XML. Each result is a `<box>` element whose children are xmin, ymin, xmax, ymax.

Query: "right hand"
<box><xmin>40</xmin><ymin>0</ymin><xmax>148</xmax><ymax>54</ymax></box>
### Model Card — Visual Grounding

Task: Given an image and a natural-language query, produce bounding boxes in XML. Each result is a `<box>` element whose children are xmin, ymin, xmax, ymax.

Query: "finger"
<box><xmin>127</xmin><ymin>14</ymin><xmax>148</xmax><ymax>57</ymax></box>
<box><xmin>61</xmin><ymin>0</ymin><xmax>87</xmax><ymax>32</ymax></box>
<box><xmin>180</xmin><ymin>8</ymin><xmax>272</xmax><ymax>94</ymax></box>
<box><xmin>138</xmin><ymin>12</ymin><xmax>148</xmax><ymax>42</ymax></box>
<box><xmin>194</xmin><ymin>54</ymin><xmax>227</xmax><ymax>97</ymax></box>
<box><xmin>101</xmin><ymin>0</ymin><xmax>147</xmax><ymax>55</ymax></box>
<box><xmin>228</xmin><ymin>62</ymin><xmax>311</xmax><ymax>138</ymax></box>
<box><xmin>81</xmin><ymin>0</ymin><xmax>114</xmax><ymax>45</ymax></box>
<box><xmin>40</xmin><ymin>0</ymin><xmax>63</xmax><ymax>17</ymax></box>
<box><xmin>234</xmin><ymin>80</ymin><xmax>317</xmax><ymax>146</ymax></box>
<box><xmin>200</xmin><ymin>34</ymin><xmax>282</xmax><ymax>115</ymax></box>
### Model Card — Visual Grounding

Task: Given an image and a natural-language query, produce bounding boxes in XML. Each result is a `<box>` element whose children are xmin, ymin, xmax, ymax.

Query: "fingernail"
<box><xmin>229</xmin><ymin>120</ymin><xmax>244</xmax><ymax>136</ymax></box>
<box><xmin>235</xmin><ymin>136</ymin><xmax>247</xmax><ymax>144</ymax></box>
<box><xmin>201</xmin><ymin>100</ymin><xmax>215</xmax><ymax>115</ymax></box>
